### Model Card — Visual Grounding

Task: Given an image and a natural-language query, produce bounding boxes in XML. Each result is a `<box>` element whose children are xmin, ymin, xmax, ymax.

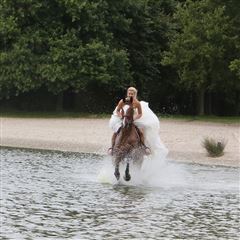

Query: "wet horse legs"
<box><xmin>114</xmin><ymin>157</ymin><xmax>131</xmax><ymax>181</ymax></box>
<box><xmin>124</xmin><ymin>162</ymin><xmax>131</xmax><ymax>181</ymax></box>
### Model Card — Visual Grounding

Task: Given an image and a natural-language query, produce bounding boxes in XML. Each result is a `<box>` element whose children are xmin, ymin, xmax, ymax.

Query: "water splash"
<box><xmin>97</xmin><ymin>153</ymin><xmax>187</xmax><ymax>188</ymax></box>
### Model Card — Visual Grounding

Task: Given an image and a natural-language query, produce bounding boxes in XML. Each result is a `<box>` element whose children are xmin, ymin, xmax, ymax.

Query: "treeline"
<box><xmin>0</xmin><ymin>0</ymin><xmax>239</xmax><ymax>115</ymax></box>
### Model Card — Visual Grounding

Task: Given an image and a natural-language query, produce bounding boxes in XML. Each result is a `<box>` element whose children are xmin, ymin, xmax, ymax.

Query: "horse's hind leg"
<box><xmin>124</xmin><ymin>163</ymin><xmax>131</xmax><ymax>181</ymax></box>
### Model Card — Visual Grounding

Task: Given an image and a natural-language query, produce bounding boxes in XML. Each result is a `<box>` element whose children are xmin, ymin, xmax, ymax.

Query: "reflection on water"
<box><xmin>1</xmin><ymin>148</ymin><xmax>239</xmax><ymax>239</ymax></box>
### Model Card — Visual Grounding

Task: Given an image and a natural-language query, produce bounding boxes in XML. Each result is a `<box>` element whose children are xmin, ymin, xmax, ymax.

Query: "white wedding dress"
<box><xmin>109</xmin><ymin>101</ymin><xmax>168</xmax><ymax>157</ymax></box>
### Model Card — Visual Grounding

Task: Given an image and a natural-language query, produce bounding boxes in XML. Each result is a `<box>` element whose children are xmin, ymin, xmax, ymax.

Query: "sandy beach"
<box><xmin>1</xmin><ymin>117</ymin><xmax>239</xmax><ymax>167</ymax></box>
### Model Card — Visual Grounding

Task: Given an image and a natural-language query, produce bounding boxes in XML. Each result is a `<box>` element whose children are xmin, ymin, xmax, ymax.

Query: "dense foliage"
<box><xmin>0</xmin><ymin>0</ymin><xmax>239</xmax><ymax>115</ymax></box>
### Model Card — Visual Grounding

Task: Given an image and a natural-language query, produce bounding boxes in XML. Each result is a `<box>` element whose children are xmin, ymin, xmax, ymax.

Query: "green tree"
<box><xmin>0</xmin><ymin>0</ymin><xmax>64</xmax><ymax>98</ymax></box>
<box><xmin>0</xmin><ymin>0</ymin><xmax>132</xmax><ymax>110</ymax></box>
<box><xmin>162</xmin><ymin>0</ymin><xmax>238</xmax><ymax>115</ymax></box>
<box><xmin>114</xmin><ymin>0</ymin><xmax>176</xmax><ymax>103</ymax></box>
<box><xmin>230</xmin><ymin>59</ymin><xmax>240</xmax><ymax>79</ymax></box>
<box><xmin>42</xmin><ymin>0</ymin><xmax>132</xmax><ymax>109</ymax></box>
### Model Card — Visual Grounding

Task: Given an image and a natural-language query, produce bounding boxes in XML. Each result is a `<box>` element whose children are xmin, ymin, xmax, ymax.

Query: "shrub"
<box><xmin>202</xmin><ymin>138</ymin><xmax>227</xmax><ymax>157</ymax></box>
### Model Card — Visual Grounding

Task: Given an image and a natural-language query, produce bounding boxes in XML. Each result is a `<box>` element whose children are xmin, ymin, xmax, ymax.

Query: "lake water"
<box><xmin>1</xmin><ymin>147</ymin><xmax>239</xmax><ymax>239</ymax></box>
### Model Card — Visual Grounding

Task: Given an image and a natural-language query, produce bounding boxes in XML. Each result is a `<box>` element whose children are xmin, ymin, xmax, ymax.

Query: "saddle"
<box><xmin>108</xmin><ymin>124</ymin><xmax>150</xmax><ymax>156</ymax></box>
<box><xmin>117</xmin><ymin>124</ymin><xmax>145</xmax><ymax>148</ymax></box>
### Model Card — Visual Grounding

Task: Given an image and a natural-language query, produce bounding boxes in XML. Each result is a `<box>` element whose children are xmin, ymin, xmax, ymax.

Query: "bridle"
<box><xmin>122</xmin><ymin>105</ymin><xmax>134</xmax><ymax>128</ymax></box>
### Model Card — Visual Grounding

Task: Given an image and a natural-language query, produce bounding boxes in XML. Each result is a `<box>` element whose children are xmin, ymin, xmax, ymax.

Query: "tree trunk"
<box><xmin>56</xmin><ymin>92</ymin><xmax>63</xmax><ymax>111</ymax></box>
<box><xmin>74</xmin><ymin>92</ymin><xmax>82</xmax><ymax>111</ymax></box>
<box><xmin>208</xmin><ymin>92</ymin><xmax>212</xmax><ymax>115</ymax></box>
<box><xmin>197</xmin><ymin>89</ymin><xmax>205</xmax><ymax>115</ymax></box>
<box><xmin>236</xmin><ymin>92</ymin><xmax>240</xmax><ymax>116</ymax></box>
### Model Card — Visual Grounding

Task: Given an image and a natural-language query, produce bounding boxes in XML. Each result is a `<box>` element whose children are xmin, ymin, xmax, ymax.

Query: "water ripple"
<box><xmin>1</xmin><ymin>148</ymin><xmax>239</xmax><ymax>239</ymax></box>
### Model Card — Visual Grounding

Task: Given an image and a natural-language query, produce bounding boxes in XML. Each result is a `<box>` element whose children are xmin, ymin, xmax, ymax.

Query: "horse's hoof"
<box><xmin>114</xmin><ymin>171</ymin><xmax>120</xmax><ymax>180</ymax></box>
<box><xmin>124</xmin><ymin>174</ymin><xmax>131</xmax><ymax>181</ymax></box>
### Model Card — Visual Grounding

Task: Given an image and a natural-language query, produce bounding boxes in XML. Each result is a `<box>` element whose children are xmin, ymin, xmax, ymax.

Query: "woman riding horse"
<box><xmin>109</xmin><ymin>86</ymin><xmax>168</xmax><ymax>181</ymax></box>
<box><xmin>108</xmin><ymin>87</ymin><xmax>150</xmax><ymax>156</ymax></box>
<box><xmin>112</xmin><ymin>97</ymin><xmax>146</xmax><ymax>181</ymax></box>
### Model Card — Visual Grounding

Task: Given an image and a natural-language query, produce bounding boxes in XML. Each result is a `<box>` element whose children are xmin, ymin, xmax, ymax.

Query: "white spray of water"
<box><xmin>97</xmin><ymin>152</ymin><xmax>187</xmax><ymax>188</ymax></box>
<box><xmin>97</xmin><ymin>154</ymin><xmax>239</xmax><ymax>192</ymax></box>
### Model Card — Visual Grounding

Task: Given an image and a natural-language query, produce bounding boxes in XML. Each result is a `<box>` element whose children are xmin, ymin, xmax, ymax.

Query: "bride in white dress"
<box><xmin>109</xmin><ymin>87</ymin><xmax>168</xmax><ymax>157</ymax></box>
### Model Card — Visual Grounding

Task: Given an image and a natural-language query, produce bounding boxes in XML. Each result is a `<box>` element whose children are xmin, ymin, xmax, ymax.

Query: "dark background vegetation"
<box><xmin>0</xmin><ymin>0</ymin><xmax>239</xmax><ymax>115</ymax></box>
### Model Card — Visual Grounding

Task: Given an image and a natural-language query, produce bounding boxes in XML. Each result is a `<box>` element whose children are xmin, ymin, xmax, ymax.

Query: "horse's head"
<box><xmin>122</xmin><ymin>97</ymin><xmax>134</xmax><ymax>128</ymax></box>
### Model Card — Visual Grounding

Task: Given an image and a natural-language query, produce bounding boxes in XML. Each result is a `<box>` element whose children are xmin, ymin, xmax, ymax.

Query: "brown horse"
<box><xmin>112</xmin><ymin>97</ymin><xmax>145</xmax><ymax>181</ymax></box>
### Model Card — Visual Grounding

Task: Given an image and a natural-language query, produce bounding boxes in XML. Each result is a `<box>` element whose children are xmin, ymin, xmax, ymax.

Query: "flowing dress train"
<box><xmin>109</xmin><ymin>101</ymin><xmax>168</xmax><ymax>157</ymax></box>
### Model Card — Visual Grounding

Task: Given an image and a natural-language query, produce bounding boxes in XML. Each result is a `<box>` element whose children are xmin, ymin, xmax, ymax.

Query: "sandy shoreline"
<box><xmin>1</xmin><ymin>117</ymin><xmax>239</xmax><ymax>167</ymax></box>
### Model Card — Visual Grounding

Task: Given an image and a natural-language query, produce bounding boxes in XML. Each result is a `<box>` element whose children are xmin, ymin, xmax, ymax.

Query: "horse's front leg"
<box><xmin>114</xmin><ymin>157</ymin><xmax>121</xmax><ymax>180</ymax></box>
<box><xmin>124</xmin><ymin>162</ymin><xmax>131</xmax><ymax>181</ymax></box>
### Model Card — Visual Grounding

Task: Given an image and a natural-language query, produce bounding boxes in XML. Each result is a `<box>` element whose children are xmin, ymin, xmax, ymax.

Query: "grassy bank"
<box><xmin>0</xmin><ymin>111</ymin><xmax>110</xmax><ymax>119</ymax></box>
<box><xmin>158</xmin><ymin>114</ymin><xmax>240</xmax><ymax>124</ymax></box>
<box><xmin>1</xmin><ymin>111</ymin><xmax>239</xmax><ymax>124</ymax></box>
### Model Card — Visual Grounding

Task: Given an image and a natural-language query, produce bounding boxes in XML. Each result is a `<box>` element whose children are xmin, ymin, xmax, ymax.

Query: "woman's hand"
<box><xmin>117</xmin><ymin>111</ymin><xmax>122</xmax><ymax>118</ymax></box>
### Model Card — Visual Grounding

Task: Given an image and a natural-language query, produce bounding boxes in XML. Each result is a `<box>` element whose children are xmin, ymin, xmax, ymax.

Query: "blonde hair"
<box><xmin>127</xmin><ymin>87</ymin><xmax>138</xmax><ymax>97</ymax></box>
